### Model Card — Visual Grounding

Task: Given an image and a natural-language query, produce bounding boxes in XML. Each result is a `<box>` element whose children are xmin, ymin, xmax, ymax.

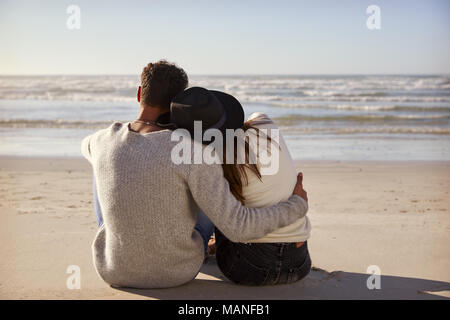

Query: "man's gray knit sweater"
<box><xmin>81</xmin><ymin>122</ymin><xmax>308</xmax><ymax>289</ymax></box>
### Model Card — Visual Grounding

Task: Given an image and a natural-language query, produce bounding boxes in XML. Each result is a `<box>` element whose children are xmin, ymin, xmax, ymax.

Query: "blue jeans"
<box><xmin>92</xmin><ymin>176</ymin><xmax>214</xmax><ymax>253</ymax></box>
<box><xmin>93</xmin><ymin>176</ymin><xmax>104</xmax><ymax>227</ymax></box>
<box><xmin>194</xmin><ymin>210</ymin><xmax>215</xmax><ymax>254</ymax></box>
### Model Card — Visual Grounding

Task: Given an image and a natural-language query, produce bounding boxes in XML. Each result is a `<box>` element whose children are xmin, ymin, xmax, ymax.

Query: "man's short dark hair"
<box><xmin>140</xmin><ymin>60</ymin><xmax>188</xmax><ymax>109</ymax></box>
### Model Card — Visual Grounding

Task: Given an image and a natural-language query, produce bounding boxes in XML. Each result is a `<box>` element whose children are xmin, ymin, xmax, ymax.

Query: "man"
<box><xmin>81</xmin><ymin>60</ymin><xmax>308</xmax><ymax>289</ymax></box>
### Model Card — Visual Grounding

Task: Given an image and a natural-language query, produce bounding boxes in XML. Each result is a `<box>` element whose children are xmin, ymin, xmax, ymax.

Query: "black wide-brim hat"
<box><xmin>169</xmin><ymin>87</ymin><xmax>244</xmax><ymax>141</ymax></box>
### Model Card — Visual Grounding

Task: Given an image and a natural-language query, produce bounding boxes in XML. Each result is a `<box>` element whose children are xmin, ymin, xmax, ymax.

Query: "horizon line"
<box><xmin>0</xmin><ymin>73</ymin><xmax>449</xmax><ymax>77</ymax></box>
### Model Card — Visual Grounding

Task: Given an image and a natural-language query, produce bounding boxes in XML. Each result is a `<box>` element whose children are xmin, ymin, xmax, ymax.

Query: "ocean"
<box><xmin>0</xmin><ymin>74</ymin><xmax>449</xmax><ymax>160</ymax></box>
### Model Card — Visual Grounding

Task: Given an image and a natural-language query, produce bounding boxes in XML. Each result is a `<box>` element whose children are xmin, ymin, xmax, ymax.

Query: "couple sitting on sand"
<box><xmin>81</xmin><ymin>60</ymin><xmax>311</xmax><ymax>289</ymax></box>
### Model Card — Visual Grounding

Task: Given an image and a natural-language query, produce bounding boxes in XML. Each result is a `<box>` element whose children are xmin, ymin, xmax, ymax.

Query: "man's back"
<box><xmin>85</xmin><ymin>123</ymin><xmax>204</xmax><ymax>288</ymax></box>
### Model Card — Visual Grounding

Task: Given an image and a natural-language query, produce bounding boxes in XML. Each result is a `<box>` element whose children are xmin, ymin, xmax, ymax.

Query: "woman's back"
<box><xmin>242</xmin><ymin>113</ymin><xmax>311</xmax><ymax>243</ymax></box>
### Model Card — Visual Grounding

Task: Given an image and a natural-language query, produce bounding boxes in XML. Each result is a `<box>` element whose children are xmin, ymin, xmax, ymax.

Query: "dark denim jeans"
<box><xmin>215</xmin><ymin>228</ymin><xmax>311</xmax><ymax>286</ymax></box>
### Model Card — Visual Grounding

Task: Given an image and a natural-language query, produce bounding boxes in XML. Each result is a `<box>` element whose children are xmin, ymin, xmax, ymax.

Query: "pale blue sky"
<box><xmin>1</xmin><ymin>0</ymin><xmax>449</xmax><ymax>75</ymax></box>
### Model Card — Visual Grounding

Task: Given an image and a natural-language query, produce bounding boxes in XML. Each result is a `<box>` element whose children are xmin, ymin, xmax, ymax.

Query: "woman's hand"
<box><xmin>293</xmin><ymin>172</ymin><xmax>308</xmax><ymax>202</ymax></box>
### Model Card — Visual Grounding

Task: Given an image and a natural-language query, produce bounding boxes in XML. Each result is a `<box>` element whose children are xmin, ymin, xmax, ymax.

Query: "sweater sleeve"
<box><xmin>186</xmin><ymin>162</ymin><xmax>308</xmax><ymax>242</ymax></box>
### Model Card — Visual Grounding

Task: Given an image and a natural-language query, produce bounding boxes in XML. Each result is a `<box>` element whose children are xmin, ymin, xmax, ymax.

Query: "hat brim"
<box><xmin>209</xmin><ymin>90</ymin><xmax>244</xmax><ymax>132</ymax></box>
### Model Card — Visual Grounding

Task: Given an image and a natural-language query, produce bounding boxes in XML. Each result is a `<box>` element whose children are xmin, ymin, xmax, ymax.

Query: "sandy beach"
<box><xmin>0</xmin><ymin>156</ymin><xmax>449</xmax><ymax>300</ymax></box>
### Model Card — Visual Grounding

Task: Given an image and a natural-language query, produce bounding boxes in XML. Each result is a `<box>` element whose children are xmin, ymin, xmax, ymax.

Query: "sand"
<box><xmin>0</xmin><ymin>156</ymin><xmax>449</xmax><ymax>300</ymax></box>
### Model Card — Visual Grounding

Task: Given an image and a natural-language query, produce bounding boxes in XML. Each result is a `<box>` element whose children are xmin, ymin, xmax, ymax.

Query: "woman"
<box><xmin>171</xmin><ymin>87</ymin><xmax>311</xmax><ymax>286</ymax></box>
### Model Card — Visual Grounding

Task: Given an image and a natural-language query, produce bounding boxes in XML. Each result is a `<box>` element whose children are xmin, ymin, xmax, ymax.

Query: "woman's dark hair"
<box><xmin>140</xmin><ymin>60</ymin><xmax>188</xmax><ymax>109</ymax></box>
<box><xmin>221</xmin><ymin>118</ymin><xmax>274</xmax><ymax>204</ymax></box>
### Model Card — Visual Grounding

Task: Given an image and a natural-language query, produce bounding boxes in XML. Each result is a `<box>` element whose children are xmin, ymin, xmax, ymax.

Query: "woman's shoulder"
<box><xmin>245</xmin><ymin>113</ymin><xmax>280</xmax><ymax>141</ymax></box>
<box><xmin>246</xmin><ymin>112</ymin><xmax>275</xmax><ymax>126</ymax></box>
